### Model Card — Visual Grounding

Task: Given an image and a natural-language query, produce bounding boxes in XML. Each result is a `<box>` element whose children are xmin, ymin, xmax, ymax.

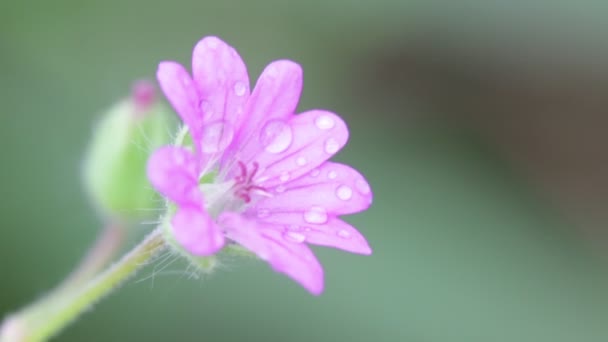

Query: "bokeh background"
<box><xmin>1</xmin><ymin>1</ymin><xmax>608</xmax><ymax>341</ymax></box>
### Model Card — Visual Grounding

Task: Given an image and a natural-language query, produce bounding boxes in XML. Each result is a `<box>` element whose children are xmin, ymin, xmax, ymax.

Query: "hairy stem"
<box><xmin>1</xmin><ymin>228</ymin><xmax>166</xmax><ymax>342</ymax></box>
<box><xmin>59</xmin><ymin>221</ymin><xmax>126</xmax><ymax>290</ymax></box>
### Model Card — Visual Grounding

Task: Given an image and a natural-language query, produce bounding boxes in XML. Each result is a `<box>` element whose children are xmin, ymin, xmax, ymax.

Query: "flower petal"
<box><xmin>269</xmin><ymin>218</ymin><xmax>371</xmax><ymax>255</ymax></box>
<box><xmin>172</xmin><ymin>207</ymin><xmax>225</xmax><ymax>256</ymax></box>
<box><xmin>147</xmin><ymin>146</ymin><xmax>202</xmax><ymax>206</ymax></box>
<box><xmin>257</xmin><ymin>162</ymin><xmax>372</xmax><ymax>216</ymax></box>
<box><xmin>247</xmin><ymin>110</ymin><xmax>349</xmax><ymax>189</ymax></box>
<box><xmin>220</xmin><ymin>213</ymin><xmax>324</xmax><ymax>295</ymax></box>
<box><xmin>192</xmin><ymin>37</ymin><xmax>250</xmax><ymax>155</ymax></box>
<box><xmin>243</xmin><ymin>60</ymin><xmax>302</xmax><ymax>128</ymax></box>
<box><xmin>156</xmin><ymin>62</ymin><xmax>202</xmax><ymax>139</ymax></box>
<box><xmin>224</xmin><ymin>60</ymin><xmax>302</xmax><ymax>165</ymax></box>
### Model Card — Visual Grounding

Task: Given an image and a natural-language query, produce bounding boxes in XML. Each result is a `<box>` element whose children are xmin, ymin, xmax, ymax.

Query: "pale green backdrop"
<box><xmin>1</xmin><ymin>1</ymin><xmax>608</xmax><ymax>341</ymax></box>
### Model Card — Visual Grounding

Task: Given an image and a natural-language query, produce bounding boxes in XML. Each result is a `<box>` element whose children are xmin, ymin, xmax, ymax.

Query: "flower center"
<box><xmin>233</xmin><ymin>161</ymin><xmax>268</xmax><ymax>203</ymax></box>
<box><xmin>199</xmin><ymin>160</ymin><xmax>269</xmax><ymax>218</ymax></box>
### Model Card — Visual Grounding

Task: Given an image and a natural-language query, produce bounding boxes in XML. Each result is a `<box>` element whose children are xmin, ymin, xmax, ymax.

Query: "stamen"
<box><xmin>248</xmin><ymin>162</ymin><xmax>259</xmax><ymax>183</ymax></box>
<box><xmin>231</xmin><ymin>161</ymin><xmax>269</xmax><ymax>203</ymax></box>
<box><xmin>236</xmin><ymin>161</ymin><xmax>247</xmax><ymax>183</ymax></box>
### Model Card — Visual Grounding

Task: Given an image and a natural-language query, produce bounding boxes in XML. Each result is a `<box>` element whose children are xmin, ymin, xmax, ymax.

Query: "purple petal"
<box><xmin>257</xmin><ymin>162</ymin><xmax>372</xmax><ymax>216</ymax></box>
<box><xmin>249</xmin><ymin>111</ymin><xmax>349</xmax><ymax>188</ymax></box>
<box><xmin>172</xmin><ymin>207</ymin><xmax>225</xmax><ymax>256</ymax></box>
<box><xmin>275</xmin><ymin>218</ymin><xmax>371</xmax><ymax>255</ymax></box>
<box><xmin>147</xmin><ymin>146</ymin><xmax>202</xmax><ymax>206</ymax></box>
<box><xmin>156</xmin><ymin>62</ymin><xmax>202</xmax><ymax>139</ymax></box>
<box><xmin>192</xmin><ymin>37</ymin><xmax>250</xmax><ymax>154</ymax></box>
<box><xmin>220</xmin><ymin>213</ymin><xmax>324</xmax><ymax>295</ymax></box>
<box><xmin>224</xmin><ymin>60</ymin><xmax>302</xmax><ymax>165</ymax></box>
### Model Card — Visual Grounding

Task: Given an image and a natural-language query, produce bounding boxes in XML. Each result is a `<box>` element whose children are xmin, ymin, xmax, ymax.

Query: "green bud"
<box><xmin>83</xmin><ymin>81</ymin><xmax>175</xmax><ymax>221</ymax></box>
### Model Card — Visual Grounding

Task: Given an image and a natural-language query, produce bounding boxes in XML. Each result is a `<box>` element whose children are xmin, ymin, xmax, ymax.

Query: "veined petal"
<box><xmin>173</xmin><ymin>207</ymin><xmax>225</xmax><ymax>256</ymax></box>
<box><xmin>192</xmin><ymin>36</ymin><xmax>250</xmax><ymax>156</ymax></box>
<box><xmin>147</xmin><ymin>146</ymin><xmax>202</xmax><ymax>206</ymax></box>
<box><xmin>251</xmin><ymin>111</ymin><xmax>349</xmax><ymax>188</ymax></box>
<box><xmin>220</xmin><ymin>213</ymin><xmax>324</xmax><ymax>295</ymax></box>
<box><xmin>273</xmin><ymin>218</ymin><xmax>371</xmax><ymax>255</ymax></box>
<box><xmin>224</xmin><ymin>60</ymin><xmax>302</xmax><ymax>165</ymax></box>
<box><xmin>258</xmin><ymin>162</ymin><xmax>372</xmax><ymax>215</ymax></box>
<box><xmin>295</xmin><ymin>219</ymin><xmax>371</xmax><ymax>255</ymax></box>
<box><xmin>156</xmin><ymin>62</ymin><xmax>202</xmax><ymax>139</ymax></box>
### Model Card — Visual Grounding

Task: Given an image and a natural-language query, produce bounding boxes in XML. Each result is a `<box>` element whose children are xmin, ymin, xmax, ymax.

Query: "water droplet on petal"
<box><xmin>173</xmin><ymin>152</ymin><xmax>185</xmax><ymax>165</ymax></box>
<box><xmin>275</xmin><ymin>185</ymin><xmax>286</xmax><ymax>193</ymax></box>
<box><xmin>296</xmin><ymin>156</ymin><xmax>307</xmax><ymax>166</ymax></box>
<box><xmin>287</xmin><ymin>224</ymin><xmax>300</xmax><ymax>231</ymax></box>
<box><xmin>233</xmin><ymin>81</ymin><xmax>246</xmax><ymax>96</ymax></box>
<box><xmin>315</xmin><ymin>115</ymin><xmax>335</xmax><ymax>130</ymax></box>
<box><xmin>260</xmin><ymin>120</ymin><xmax>293</xmax><ymax>153</ymax></box>
<box><xmin>304</xmin><ymin>206</ymin><xmax>328</xmax><ymax>224</ymax></box>
<box><xmin>280</xmin><ymin>172</ymin><xmax>290</xmax><ymax>182</ymax></box>
<box><xmin>285</xmin><ymin>231</ymin><xmax>306</xmax><ymax>243</ymax></box>
<box><xmin>328</xmin><ymin>170</ymin><xmax>338</xmax><ymax>179</ymax></box>
<box><xmin>207</xmin><ymin>38</ymin><xmax>219</xmax><ymax>49</ymax></box>
<box><xmin>355</xmin><ymin>179</ymin><xmax>371</xmax><ymax>194</ymax></box>
<box><xmin>324</xmin><ymin>138</ymin><xmax>340</xmax><ymax>154</ymax></box>
<box><xmin>257</xmin><ymin>208</ymin><xmax>270</xmax><ymax>218</ymax></box>
<box><xmin>201</xmin><ymin>121</ymin><xmax>234</xmax><ymax>153</ymax></box>
<box><xmin>310</xmin><ymin>169</ymin><xmax>320</xmax><ymax>177</ymax></box>
<box><xmin>180</xmin><ymin>74</ymin><xmax>193</xmax><ymax>87</ymax></box>
<box><xmin>266</xmin><ymin>65</ymin><xmax>279</xmax><ymax>78</ymax></box>
<box><xmin>199</xmin><ymin>100</ymin><xmax>211</xmax><ymax>114</ymax></box>
<box><xmin>336</xmin><ymin>185</ymin><xmax>353</xmax><ymax>200</ymax></box>
<box><xmin>337</xmin><ymin>229</ymin><xmax>351</xmax><ymax>238</ymax></box>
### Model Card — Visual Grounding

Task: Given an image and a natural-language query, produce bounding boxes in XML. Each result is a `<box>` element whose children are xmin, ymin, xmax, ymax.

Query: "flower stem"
<box><xmin>0</xmin><ymin>222</ymin><xmax>126</xmax><ymax>342</ymax></box>
<box><xmin>59</xmin><ymin>221</ymin><xmax>126</xmax><ymax>291</ymax></box>
<box><xmin>1</xmin><ymin>228</ymin><xmax>166</xmax><ymax>342</ymax></box>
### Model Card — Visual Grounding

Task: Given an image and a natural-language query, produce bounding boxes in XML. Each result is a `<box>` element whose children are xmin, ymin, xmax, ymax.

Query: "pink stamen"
<box><xmin>232</xmin><ymin>161</ymin><xmax>267</xmax><ymax>203</ymax></box>
<box><xmin>248</xmin><ymin>162</ymin><xmax>259</xmax><ymax>183</ymax></box>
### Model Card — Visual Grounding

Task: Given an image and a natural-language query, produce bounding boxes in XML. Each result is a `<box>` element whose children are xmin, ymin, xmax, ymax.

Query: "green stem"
<box><xmin>57</xmin><ymin>221</ymin><xmax>126</xmax><ymax>291</ymax></box>
<box><xmin>1</xmin><ymin>228</ymin><xmax>166</xmax><ymax>342</ymax></box>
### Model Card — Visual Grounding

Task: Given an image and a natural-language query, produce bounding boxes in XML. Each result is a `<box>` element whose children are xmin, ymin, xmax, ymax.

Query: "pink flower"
<box><xmin>147</xmin><ymin>36</ymin><xmax>372</xmax><ymax>295</ymax></box>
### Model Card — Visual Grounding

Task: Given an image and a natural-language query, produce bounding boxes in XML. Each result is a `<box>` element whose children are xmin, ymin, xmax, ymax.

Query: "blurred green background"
<box><xmin>2</xmin><ymin>1</ymin><xmax>608</xmax><ymax>341</ymax></box>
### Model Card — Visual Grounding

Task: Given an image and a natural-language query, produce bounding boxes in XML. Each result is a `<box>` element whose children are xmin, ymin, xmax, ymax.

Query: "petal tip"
<box><xmin>359</xmin><ymin>244</ymin><xmax>373</xmax><ymax>256</ymax></box>
<box><xmin>307</xmin><ymin>282</ymin><xmax>325</xmax><ymax>296</ymax></box>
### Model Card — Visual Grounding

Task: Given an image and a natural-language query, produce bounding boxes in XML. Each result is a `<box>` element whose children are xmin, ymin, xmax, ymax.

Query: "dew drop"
<box><xmin>199</xmin><ymin>100</ymin><xmax>211</xmax><ymax>114</ymax></box>
<box><xmin>260</xmin><ymin>120</ymin><xmax>293</xmax><ymax>153</ymax></box>
<box><xmin>173</xmin><ymin>152</ymin><xmax>185</xmax><ymax>165</ymax></box>
<box><xmin>257</xmin><ymin>208</ymin><xmax>270</xmax><ymax>219</ymax></box>
<box><xmin>324</xmin><ymin>138</ymin><xmax>340</xmax><ymax>154</ymax></box>
<box><xmin>284</xmin><ymin>231</ymin><xmax>306</xmax><ymax>243</ymax></box>
<box><xmin>207</xmin><ymin>38</ymin><xmax>219</xmax><ymax>49</ymax></box>
<box><xmin>266</xmin><ymin>65</ymin><xmax>279</xmax><ymax>77</ymax></box>
<box><xmin>233</xmin><ymin>81</ymin><xmax>246</xmax><ymax>96</ymax></box>
<box><xmin>310</xmin><ymin>169</ymin><xmax>320</xmax><ymax>177</ymax></box>
<box><xmin>336</xmin><ymin>185</ymin><xmax>353</xmax><ymax>200</ymax></box>
<box><xmin>328</xmin><ymin>170</ymin><xmax>338</xmax><ymax>179</ymax></box>
<box><xmin>315</xmin><ymin>115</ymin><xmax>335</xmax><ymax>130</ymax></box>
<box><xmin>337</xmin><ymin>229</ymin><xmax>351</xmax><ymax>238</ymax></box>
<box><xmin>296</xmin><ymin>156</ymin><xmax>307</xmax><ymax>166</ymax></box>
<box><xmin>355</xmin><ymin>179</ymin><xmax>371</xmax><ymax>194</ymax></box>
<box><xmin>201</xmin><ymin>121</ymin><xmax>234</xmax><ymax>153</ymax></box>
<box><xmin>279</xmin><ymin>172</ymin><xmax>290</xmax><ymax>182</ymax></box>
<box><xmin>303</xmin><ymin>206</ymin><xmax>328</xmax><ymax>224</ymax></box>
<box><xmin>287</xmin><ymin>224</ymin><xmax>300</xmax><ymax>231</ymax></box>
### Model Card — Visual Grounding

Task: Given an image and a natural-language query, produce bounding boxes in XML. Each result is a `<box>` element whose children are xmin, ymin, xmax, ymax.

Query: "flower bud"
<box><xmin>83</xmin><ymin>81</ymin><xmax>175</xmax><ymax>221</ymax></box>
